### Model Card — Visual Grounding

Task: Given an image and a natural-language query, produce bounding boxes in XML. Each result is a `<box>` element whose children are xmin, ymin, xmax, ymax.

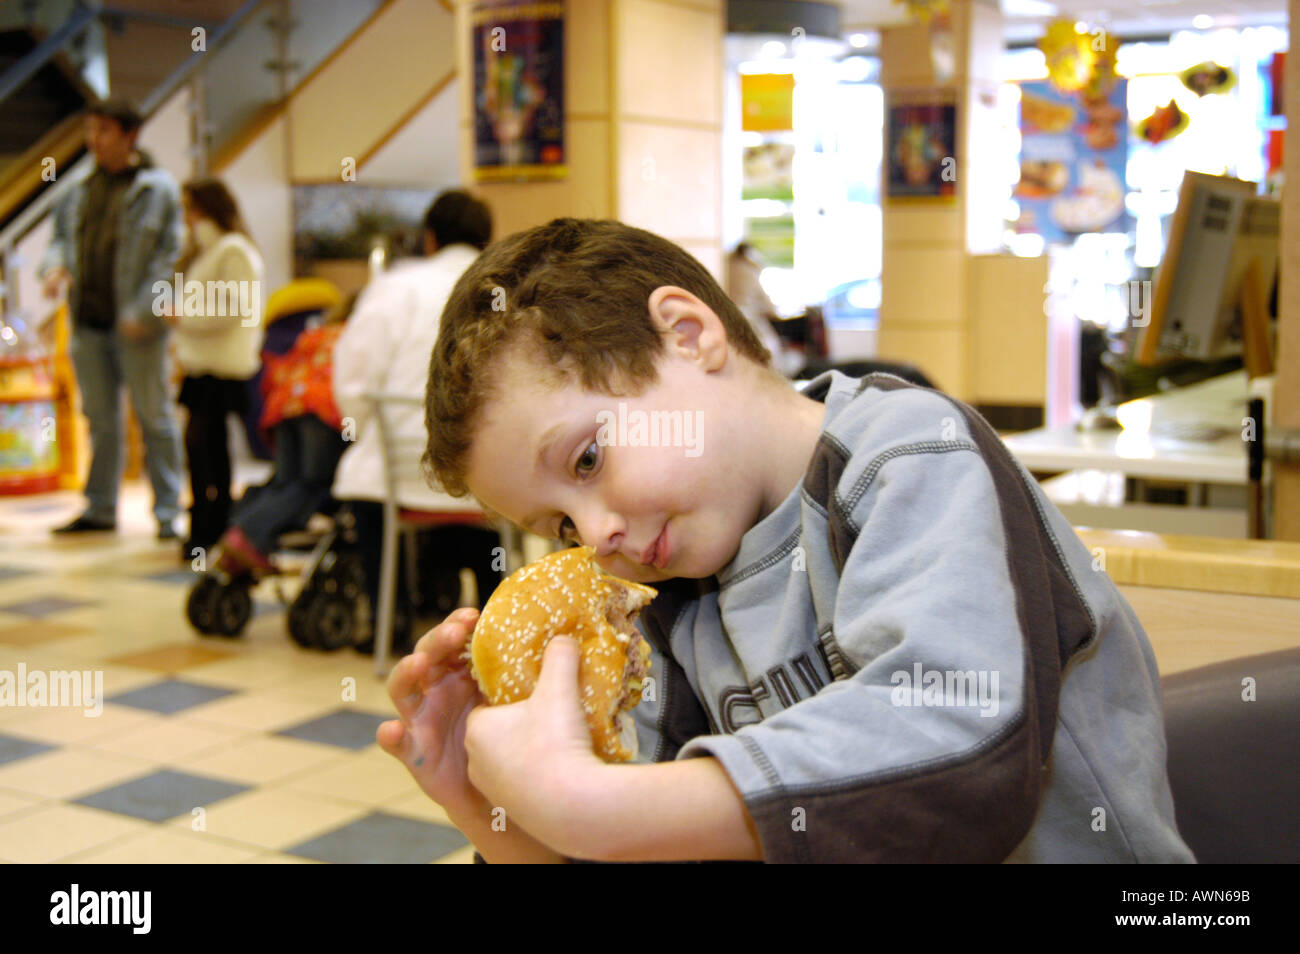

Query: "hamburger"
<box><xmin>467</xmin><ymin>546</ymin><xmax>658</xmax><ymax>762</ymax></box>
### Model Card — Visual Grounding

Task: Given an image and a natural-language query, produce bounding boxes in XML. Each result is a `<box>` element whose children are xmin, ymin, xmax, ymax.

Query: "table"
<box><xmin>1001</xmin><ymin>372</ymin><xmax>1255</xmax><ymax>536</ymax></box>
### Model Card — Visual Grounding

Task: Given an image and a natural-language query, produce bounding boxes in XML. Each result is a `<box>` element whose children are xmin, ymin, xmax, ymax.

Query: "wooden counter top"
<box><xmin>1072</xmin><ymin>528</ymin><xmax>1300</xmax><ymax>599</ymax></box>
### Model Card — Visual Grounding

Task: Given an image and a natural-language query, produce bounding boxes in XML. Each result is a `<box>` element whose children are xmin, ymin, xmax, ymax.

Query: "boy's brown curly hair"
<box><xmin>423</xmin><ymin>218</ymin><xmax>772</xmax><ymax>497</ymax></box>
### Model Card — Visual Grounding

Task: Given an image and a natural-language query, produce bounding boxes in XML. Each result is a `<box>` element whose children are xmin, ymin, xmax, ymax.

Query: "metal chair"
<box><xmin>366</xmin><ymin>392</ymin><xmax>525</xmax><ymax>675</ymax></box>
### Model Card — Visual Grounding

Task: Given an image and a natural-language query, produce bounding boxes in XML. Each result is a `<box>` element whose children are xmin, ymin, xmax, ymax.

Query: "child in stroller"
<box><xmin>185</xmin><ymin>284</ymin><xmax>502</xmax><ymax>649</ymax></box>
<box><xmin>186</xmin><ymin>284</ymin><xmax>352</xmax><ymax>637</ymax></box>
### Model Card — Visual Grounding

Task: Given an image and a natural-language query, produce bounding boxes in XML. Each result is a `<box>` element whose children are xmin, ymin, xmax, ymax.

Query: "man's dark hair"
<box><xmin>424</xmin><ymin>190</ymin><xmax>492</xmax><ymax>251</ymax></box>
<box><xmin>87</xmin><ymin>95</ymin><xmax>144</xmax><ymax>134</ymax></box>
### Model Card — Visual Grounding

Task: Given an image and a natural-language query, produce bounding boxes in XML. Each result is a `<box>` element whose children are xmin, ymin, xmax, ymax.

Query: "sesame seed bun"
<box><xmin>469</xmin><ymin>546</ymin><xmax>658</xmax><ymax>762</ymax></box>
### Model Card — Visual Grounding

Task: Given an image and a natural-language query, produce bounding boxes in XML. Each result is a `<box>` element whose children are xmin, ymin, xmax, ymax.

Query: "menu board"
<box><xmin>1015</xmin><ymin>79</ymin><xmax>1129</xmax><ymax>243</ymax></box>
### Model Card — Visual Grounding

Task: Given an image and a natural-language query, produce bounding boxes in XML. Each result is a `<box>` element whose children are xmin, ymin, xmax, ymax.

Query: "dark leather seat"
<box><xmin>1161</xmin><ymin>647</ymin><xmax>1300</xmax><ymax>862</ymax></box>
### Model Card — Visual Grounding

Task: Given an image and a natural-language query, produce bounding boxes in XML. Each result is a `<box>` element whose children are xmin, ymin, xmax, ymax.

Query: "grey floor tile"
<box><xmin>73</xmin><ymin>768</ymin><xmax>250</xmax><ymax>822</ymax></box>
<box><xmin>0</xmin><ymin>596</ymin><xmax>95</xmax><ymax>619</ymax></box>
<box><xmin>284</xmin><ymin>810</ymin><xmax>468</xmax><ymax>863</ymax></box>
<box><xmin>274</xmin><ymin>709</ymin><xmax>389</xmax><ymax>750</ymax></box>
<box><xmin>106</xmin><ymin>679</ymin><xmax>238</xmax><ymax>715</ymax></box>
<box><xmin>0</xmin><ymin>734</ymin><xmax>57</xmax><ymax>766</ymax></box>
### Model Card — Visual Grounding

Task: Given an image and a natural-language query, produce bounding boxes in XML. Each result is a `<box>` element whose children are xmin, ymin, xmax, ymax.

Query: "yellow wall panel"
<box><xmin>618</xmin><ymin>121</ymin><xmax>719</xmax><ymax>240</ymax></box>
<box><xmin>617</xmin><ymin>0</ymin><xmax>722</xmax><ymax>124</ymax></box>
<box><xmin>875</xmin><ymin>326</ymin><xmax>968</xmax><ymax>397</ymax></box>
<box><xmin>881</xmin><ymin>245</ymin><xmax>966</xmax><ymax>324</ymax></box>
<box><xmin>291</xmin><ymin>0</ymin><xmax>455</xmax><ymax>180</ymax></box>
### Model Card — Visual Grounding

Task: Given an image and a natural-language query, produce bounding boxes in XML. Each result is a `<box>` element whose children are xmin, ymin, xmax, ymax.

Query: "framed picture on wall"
<box><xmin>885</xmin><ymin>88</ymin><xmax>958</xmax><ymax>202</ymax></box>
<box><xmin>471</xmin><ymin>0</ymin><xmax>567</xmax><ymax>181</ymax></box>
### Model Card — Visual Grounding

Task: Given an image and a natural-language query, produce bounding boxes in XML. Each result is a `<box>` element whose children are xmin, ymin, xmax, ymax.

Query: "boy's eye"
<box><xmin>575</xmin><ymin>441</ymin><xmax>600</xmax><ymax>476</ymax></box>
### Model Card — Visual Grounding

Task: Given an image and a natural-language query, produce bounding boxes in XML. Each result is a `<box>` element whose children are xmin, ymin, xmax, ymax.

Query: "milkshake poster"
<box><xmin>1015</xmin><ymin>79</ymin><xmax>1129</xmax><ymax>243</ymax></box>
<box><xmin>472</xmin><ymin>0</ymin><xmax>566</xmax><ymax>181</ymax></box>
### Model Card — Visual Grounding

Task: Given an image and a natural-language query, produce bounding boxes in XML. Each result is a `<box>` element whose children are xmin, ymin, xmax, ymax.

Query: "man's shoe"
<box><xmin>52</xmin><ymin>514</ymin><xmax>116</xmax><ymax>534</ymax></box>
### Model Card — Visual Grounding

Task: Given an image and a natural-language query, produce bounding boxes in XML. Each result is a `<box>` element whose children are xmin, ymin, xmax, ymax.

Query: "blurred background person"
<box><xmin>38</xmin><ymin>96</ymin><xmax>185</xmax><ymax>538</ymax></box>
<box><xmin>331</xmin><ymin>189</ymin><xmax>492</xmax><ymax>651</ymax></box>
<box><xmin>165</xmin><ymin>179</ymin><xmax>264</xmax><ymax>560</ymax></box>
<box><xmin>726</xmin><ymin>241</ymin><xmax>803</xmax><ymax>376</ymax></box>
<box><xmin>213</xmin><ymin>294</ymin><xmax>354</xmax><ymax>577</ymax></box>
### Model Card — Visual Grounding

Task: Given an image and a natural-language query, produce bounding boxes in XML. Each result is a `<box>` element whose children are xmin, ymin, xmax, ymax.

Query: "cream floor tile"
<box><xmin>0</xmin><ymin>642</ymin><xmax>98</xmax><ymax>672</ymax></box>
<box><xmin>87</xmin><ymin>716</ymin><xmax>251</xmax><ymax>762</ymax></box>
<box><xmin>247</xmin><ymin>852</ymin><xmax>321</xmax><ymax>863</ymax></box>
<box><xmin>381</xmin><ymin>789</ymin><xmax>455</xmax><ymax>827</ymax></box>
<box><xmin>37</xmin><ymin>629</ymin><xmax>189</xmax><ymax>662</ymax></box>
<box><xmin>169</xmin><ymin>734</ymin><xmax>348</xmax><ymax>786</ymax></box>
<box><xmin>275</xmin><ymin>747</ymin><xmax>420</xmax><ymax>805</ymax></box>
<box><xmin>163</xmin><ymin>787</ymin><xmax>368</xmax><ymax>851</ymax></box>
<box><xmin>0</xmin><ymin>703</ymin><xmax>161</xmax><ymax>746</ymax></box>
<box><xmin>0</xmin><ymin>746</ymin><xmax>157</xmax><ymax>800</ymax></box>
<box><xmin>60</xmin><ymin>826</ymin><xmax>265</xmax><ymax>864</ymax></box>
<box><xmin>433</xmin><ymin>845</ymin><xmax>477</xmax><ymax>864</ymax></box>
<box><xmin>276</xmin><ymin>667</ymin><xmax>400</xmax><ymax>712</ymax></box>
<box><xmin>0</xmin><ymin>803</ymin><xmax>153</xmax><ymax>863</ymax></box>
<box><xmin>181</xmin><ymin>653</ymin><xmax>343</xmax><ymax>692</ymax></box>
<box><xmin>179</xmin><ymin>688</ymin><xmax>341</xmax><ymax>733</ymax></box>
<box><xmin>0</xmin><ymin>788</ymin><xmax>45</xmax><ymax>821</ymax></box>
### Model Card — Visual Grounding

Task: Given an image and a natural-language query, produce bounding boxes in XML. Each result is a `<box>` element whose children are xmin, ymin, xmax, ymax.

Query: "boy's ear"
<box><xmin>647</xmin><ymin>286</ymin><xmax>728</xmax><ymax>372</ymax></box>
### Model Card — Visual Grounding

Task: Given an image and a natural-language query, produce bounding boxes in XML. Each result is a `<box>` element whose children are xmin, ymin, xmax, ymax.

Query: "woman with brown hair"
<box><xmin>164</xmin><ymin>178</ymin><xmax>264</xmax><ymax>559</ymax></box>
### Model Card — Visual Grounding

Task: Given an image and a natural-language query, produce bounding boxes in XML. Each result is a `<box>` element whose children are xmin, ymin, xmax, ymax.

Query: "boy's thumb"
<box><xmin>535</xmin><ymin>635</ymin><xmax>581</xmax><ymax>697</ymax></box>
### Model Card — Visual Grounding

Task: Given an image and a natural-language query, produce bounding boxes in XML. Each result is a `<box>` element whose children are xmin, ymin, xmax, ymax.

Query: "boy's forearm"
<box><xmin>446</xmin><ymin>803</ymin><xmax>569</xmax><ymax>864</ymax></box>
<box><xmin>562</xmin><ymin>757</ymin><xmax>764</xmax><ymax>863</ymax></box>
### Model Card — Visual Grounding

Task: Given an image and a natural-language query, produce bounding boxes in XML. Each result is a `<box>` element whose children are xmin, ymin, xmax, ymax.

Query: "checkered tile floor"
<box><xmin>0</xmin><ymin>481</ymin><xmax>473</xmax><ymax>864</ymax></box>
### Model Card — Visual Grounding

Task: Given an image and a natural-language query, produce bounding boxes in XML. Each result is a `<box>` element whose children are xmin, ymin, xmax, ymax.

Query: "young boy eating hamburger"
<box><xmin>376</xmin><ymin>218</ymin><xmax>1194</xmax><ymax>864</ymax></box>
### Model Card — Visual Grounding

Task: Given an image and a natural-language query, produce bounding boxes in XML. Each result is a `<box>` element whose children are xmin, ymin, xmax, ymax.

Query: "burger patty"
<box><xmin>616</xmin><ymin>630</ymin><xmax>650</xmax><ymax>711</ymax></box>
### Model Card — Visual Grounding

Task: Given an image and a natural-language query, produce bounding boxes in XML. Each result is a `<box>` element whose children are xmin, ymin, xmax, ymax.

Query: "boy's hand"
<box><xmin>463</xmin><ymin>636</ymin><xmax>608</xmax><ymax>855</ymax></box>
<box><xmin>377</xmin><ymin>607</ymin><xmax>488</xmax><ymax>818</ymax></box>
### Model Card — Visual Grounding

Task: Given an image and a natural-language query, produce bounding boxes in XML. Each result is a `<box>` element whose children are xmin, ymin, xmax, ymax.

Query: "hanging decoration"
<box><xmin>1135</xmin><ymin>99</ymin><xmax>1190</xmax><ymax>144</ymax></box>
<box><xmin>1180</xmin><ymin>61</ymin><xmax>1237</xmax><ymax>97</ymax></box>
<box><xmin>891</xmin><ymin>0</ymin><xmax>951</xmax><ymax>23</ymax></box>
<box><xmin>1039</xmin><ymin>19</ymin><xmax>1096</xmax><ymax>93</ymax></box>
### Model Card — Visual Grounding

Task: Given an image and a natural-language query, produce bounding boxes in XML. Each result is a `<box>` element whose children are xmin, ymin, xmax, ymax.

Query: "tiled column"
<box><xmin>457</xmin><ymin>0</ymin><xmax>726</xmax><ymax>278</ymax></box>
<box><xmin>877</xmin><ymin>0</ymin><xmax>1003</xmax><ymax>400</ymax></box>
<box><xmin>1276</xmin><ymin>0</ymin><xmax>1300</xmax><ymax>538</ymax></box>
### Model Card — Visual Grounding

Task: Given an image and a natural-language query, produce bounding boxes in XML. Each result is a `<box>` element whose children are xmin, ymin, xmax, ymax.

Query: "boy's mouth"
<box><xmin>640</xmin><ymin>524</ymin><xmax>670</xmax><ymax>570</ymax></box>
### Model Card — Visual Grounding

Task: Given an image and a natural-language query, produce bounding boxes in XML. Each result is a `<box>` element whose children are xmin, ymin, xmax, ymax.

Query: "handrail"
<box><xmin>0</xmin><ymin>0</ymin><xmax>97</xmax><ymax>107</ymax></box>
<box><xmin>0</xmin><ymin>0</ymin><xmax>267</xmax><ymax>257</ymax></box>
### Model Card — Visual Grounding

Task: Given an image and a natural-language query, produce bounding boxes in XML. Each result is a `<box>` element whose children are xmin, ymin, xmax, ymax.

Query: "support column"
<box><xmin>1276</xmin><ymin>0</ymin><xmax>1300</xmax><ymax>539</ymax></box>
<box><xmin>877</xmin><ymin>0</ymin><xmax>1004</xmax><ymax>400</ymax></box>
<box><xmin>456</xmin><ymin>0</ymin><xmax>725</xmax><ymax>276</ymax></box>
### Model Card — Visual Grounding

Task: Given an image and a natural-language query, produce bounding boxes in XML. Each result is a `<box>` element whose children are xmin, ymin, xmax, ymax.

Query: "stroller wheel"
<box><xmin>212</xmin><ymin>584</ymin><xmax>253</xmax><ymax>637</ymax></box>
<box><xmin>307</xmin><ymin>595</ymin><xmax>355</xmax><ymax>651</ymax></box>
<box><xmin>287</xmin><ymin>588</ymin><xmax>318</xmax><ymax>648</ymax></box>
<box><xmin>186</xmin><ymin>578</ymin><xmax>221</xmax><ymax>634</ymax></box>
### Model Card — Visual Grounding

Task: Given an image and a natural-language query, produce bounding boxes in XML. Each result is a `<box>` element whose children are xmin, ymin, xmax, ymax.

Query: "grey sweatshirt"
<box><xmin>629</xmin><ymin>371</ymin><xmax>1195</xmax><ymax>863</ymax></box>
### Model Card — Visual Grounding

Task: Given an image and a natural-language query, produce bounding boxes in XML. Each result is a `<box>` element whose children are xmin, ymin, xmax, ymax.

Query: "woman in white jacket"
<box><xmin>165</xmin><ymin>179</ymin><xmax>264</xmax><ymax>558</ymax></box>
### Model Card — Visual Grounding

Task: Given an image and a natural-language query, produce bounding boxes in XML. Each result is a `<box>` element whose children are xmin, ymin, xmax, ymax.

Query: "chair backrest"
<box><xmin>1161</xmin><ymin>647</ymin><xmax>1300</xmax><ymax>862</ymax></box>
<box><xmin>365</xmin><ymin>392</ymin><xmax>482</xmax><ymax>516</ymax></box>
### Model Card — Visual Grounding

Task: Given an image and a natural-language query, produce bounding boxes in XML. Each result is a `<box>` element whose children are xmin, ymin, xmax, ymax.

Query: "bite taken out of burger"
<box><xmin>467</xmin><ymin>546</ymin><xmax>658</xmax><ymax>762</ymax></box>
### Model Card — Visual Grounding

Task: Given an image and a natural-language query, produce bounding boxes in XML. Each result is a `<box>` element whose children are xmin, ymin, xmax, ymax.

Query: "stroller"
<box><xmin>186</xmin><ymin>504</ymin><xmax>502</xmax><ymax>651</ymax></box>
<box><xmin>186</xmin><ymin>277</ymin><xmax>351</xmax><ymax>641</ymax></box>
<box><xmin>184</xmin><ymin>281</ymin><xmax>503</xmax><ymax>649</ymax></box>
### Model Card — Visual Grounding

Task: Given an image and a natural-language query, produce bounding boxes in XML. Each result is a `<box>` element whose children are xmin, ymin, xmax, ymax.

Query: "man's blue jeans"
<box><xmin>69</xmin><ymin>326</ymin><xmax>183</xmax><ymax>526</ymax></box>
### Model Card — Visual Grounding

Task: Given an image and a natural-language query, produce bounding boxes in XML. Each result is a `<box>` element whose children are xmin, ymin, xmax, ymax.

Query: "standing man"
<box><xmin>40</xmin><ymin>97</ymin><xmax>185</xmax><ymax>538</ymax></box>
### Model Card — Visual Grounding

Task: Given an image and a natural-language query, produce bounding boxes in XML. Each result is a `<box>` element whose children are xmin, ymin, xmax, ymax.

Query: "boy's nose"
<box><xmin>580</xmin><ymin>512</ymin><xmax>626</xmax><ymax>560</ymax></box>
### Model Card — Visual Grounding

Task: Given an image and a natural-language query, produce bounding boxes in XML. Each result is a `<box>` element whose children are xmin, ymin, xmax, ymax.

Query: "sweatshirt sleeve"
<box><xmin>676</xmin><ymin>399</ymin><xmax>1096</xmax><ymax>862</ymax></box>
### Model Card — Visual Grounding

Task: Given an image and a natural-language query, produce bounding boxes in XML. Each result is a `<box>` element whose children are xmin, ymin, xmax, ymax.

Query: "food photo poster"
<box><xmin>1015</xmin><ymin>79</ymin><xmax>1130</xmax><ymax>243</ymax></box>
